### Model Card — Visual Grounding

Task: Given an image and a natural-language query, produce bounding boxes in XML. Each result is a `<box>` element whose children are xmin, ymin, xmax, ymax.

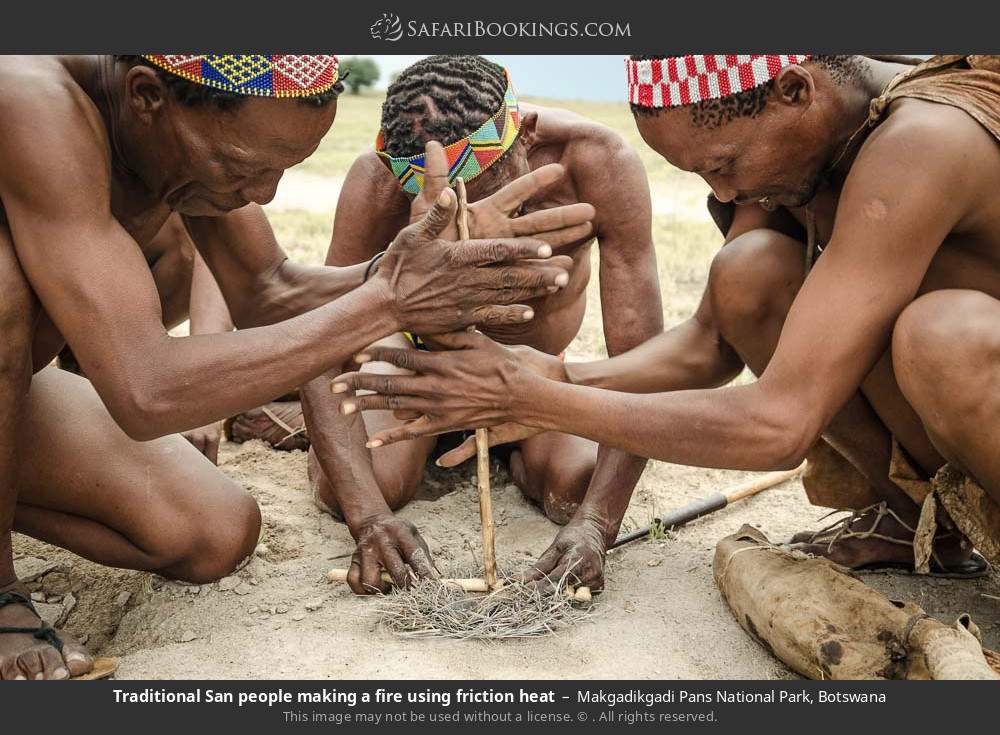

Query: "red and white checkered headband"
<box><xmin>626</xmin><ymin>55</ymin><xmax>811</xmax><ymax>108</ymax></box>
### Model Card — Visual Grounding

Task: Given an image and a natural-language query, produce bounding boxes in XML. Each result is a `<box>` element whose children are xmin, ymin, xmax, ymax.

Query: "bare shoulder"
<box><xmin>0</xmin><ymin>56</ymin><xmax>111</xmax><ymax>210</ymax></box>
<box><xmin>532</xmin><ymin>104</ymin><xmax>638</xmax><ymax>175</ymax></box>
<box><xmin>343</xmin><ymin>149</ymin><xmax>409</xmax><ymax>211</ymax></box>
<box><xmin>858</xmin><ymin>97</ymin><xmax>1000</xmax><ymax>187</ymax></box>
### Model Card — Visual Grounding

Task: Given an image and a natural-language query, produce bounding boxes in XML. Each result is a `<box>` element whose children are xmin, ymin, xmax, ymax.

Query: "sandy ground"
<box><xmin>11</xmin><ymin>95</ymin><xmax>1000</xmax><ymax>680</ymax></box>
<box><xmin>12</xmin><ymin>440</ymin><xmax>999</xmax><ymax>679</ymax></box>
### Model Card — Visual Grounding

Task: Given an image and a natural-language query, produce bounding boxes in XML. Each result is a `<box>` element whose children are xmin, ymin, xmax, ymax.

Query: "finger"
<box><xmin>520</xmin><ymin>222</ymin><xmax>596</xmax><ymax>251</ymax></box>
<box><xmin>436</xmin><ymin>435</ymin><xmax>478</xmax><ymax>467</ymax></box>
<box><xmin>359</xmin><ymin>551</ymin><xmax>389</xmax><ymax>594</ymax></box>
<box><xmin>436</xmin><ymin>424</ymin><xmax>526</xmax><ymax>468</ymax></box>
<box><xmin>510</xmin><ymin>203</ymin><xmax>596</xmax><ymax>239</ymax></box>
<box><xmin>378</xmin><ymin>543</ymin><xmax>410</xmax><ymax>589</ymax></box>
<box><xmin>455</xmin><ymin>238</ymin><xmax>553</xmax><ymax>266</ymax></box>
<box><xmin>471</xmin><ymin>305</ymin><xmax>536</xmax><ymax>326</ymax></box>
<box><xmin>420</xmin><ymin>330</ymin><xmax>483</xmax><ymax>350</ymax></box>
<box><xmin>520</xmin><ymin>545</ymin><xmax>563</xmax><ymax>584</ymax></box>
<box><xmin>485</xmin><ymin>163</ymin><xmax>565</xmax><ymax>211</ymax></box>
<box><xmin>336</xmin><ymin>374</ymin><xmax>431</xmax><ymax>407</ymax></box>
<box><xmin>341</xmin><ymin>393</ymin><xmax>433</xmax><ymax>416</ymax></box>
<box><xmin>367</xmin><ymin>415</ymin><xmax>455</xmax><ymax>449</ymax></box>
<box><xmin>348</xmin><ymin>347</ymin><xmax>434</xmax><ymax>374</ymax></box>
<box><xmin>415</xmin><ymin>187</ymin><xmax>457</xmax><ymax>240</ymax></box>
<box><xmin>346</xmin><ymin>555</ymin><xmax>366</xmax><ymax>595</ymax></box>
<box><xmin>474</xmin><ymin>263</ymin><xmax>571</xmax><ymax>296</ymax></box>
<box><xmin>398</xmin><ymin>531</ymin><xmax>438</xmax><ymax>579</ymax></box>
<box><xmin>421</xmin><ymin>141</ymin><xmax>450</xmax><ymax>203</ymax></box>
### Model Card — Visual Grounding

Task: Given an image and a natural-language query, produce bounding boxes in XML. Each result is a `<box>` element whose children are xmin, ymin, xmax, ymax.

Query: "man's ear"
<box><xmin>773</xmin><ymin>65</ymin><xmax>815</xmax><ymax>108</ymax></box>
<box><xmin>125</xmin><ymin>65</ymin><xmax>169</xmax><ymax>122</ymax></box>
<box><xmin>518</xmin><ymin>111</ymin><xmax>539</xmax><ymax>145</ymax></box>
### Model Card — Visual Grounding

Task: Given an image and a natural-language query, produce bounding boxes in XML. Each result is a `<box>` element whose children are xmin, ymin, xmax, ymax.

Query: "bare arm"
<box><xmin>479</xmin><ymin>114</ymin><xmax>978</xmax><ymax>468</ymax></box>
<box><xmin>566</xmin><ymin>201</ymin><xmax>775</xmax><ymax>394</ymax></box>
<box><xmin>560</xmin><ymin>138</ymin><xmax>663</xmax><ymax>546</ymax></box>
<box><xmin>0</xmin><ymin>97</ymin><xmax>574</xmax><ymax>440</ymax></box>
<box><xmin>299</xmin><ymin>152</ymin><xmax>410</xmax><ymax>538</ymax></box>
<box><xmin>325</xmin><ymin>152</ymin><xmax>410</xmax><ymax>266</ymax></box>
<box><xmin>188</xmin><ymin>247</ymin><xmax>234</xmax><ymax>335</ymax></box>
<box><xmin>339</xmin><ymin>107</ymin><xmax>985</xmax><ymax>473</ymax></box>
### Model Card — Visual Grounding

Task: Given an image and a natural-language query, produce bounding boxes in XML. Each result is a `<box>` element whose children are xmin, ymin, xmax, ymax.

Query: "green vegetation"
<box><xmin>340</xmin><ymin>57</ymin><xmax>381</xmax><ymax>95</ymax></box>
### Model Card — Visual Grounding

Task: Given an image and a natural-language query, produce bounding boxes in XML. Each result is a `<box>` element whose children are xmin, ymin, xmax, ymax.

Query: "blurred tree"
<box><xmin>341</xmin><ymin>57</ymin><xmax>380</xmax><ymax>94</ymax></box>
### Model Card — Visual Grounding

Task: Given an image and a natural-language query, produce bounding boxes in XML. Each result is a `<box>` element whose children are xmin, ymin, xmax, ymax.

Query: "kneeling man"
<box><xmin>336</xmin><ymin>54</ymin><xmax>1000</xmax><ymax>582</ymax></box>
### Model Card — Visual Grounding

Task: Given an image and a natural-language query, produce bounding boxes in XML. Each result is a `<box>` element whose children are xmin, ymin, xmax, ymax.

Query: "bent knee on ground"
<box><xmin>707</xmin><ymin>228</ymin><xmax>804</xmax><ymax>338</ymax></box>
<box><xmin>157</xmin><ymin>483</ymin><xmax>261</xmax><ymax>584</ymax></box>
<box><xmin>516</xmin><ymin>448</ymin><xmax>596</xmax><ymax>525</ymax></box>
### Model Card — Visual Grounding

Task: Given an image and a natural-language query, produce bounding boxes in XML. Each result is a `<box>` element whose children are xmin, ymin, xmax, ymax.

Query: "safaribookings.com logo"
<box><xmin>370</xmin><ymin>13</ymin><xmax>631</xmax><ymax>41</ymax></box>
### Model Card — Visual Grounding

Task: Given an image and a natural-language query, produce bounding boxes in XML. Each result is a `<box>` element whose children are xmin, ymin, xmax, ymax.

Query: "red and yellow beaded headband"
<box><xmin>375</xmin><ymin>70</ymin><xmax>521</xmax><ymax>195</ymax></box>
<box><xmin>142</xmin><ymin>54</ymin><xmax>339</xmax><ymax>98</ymax></box>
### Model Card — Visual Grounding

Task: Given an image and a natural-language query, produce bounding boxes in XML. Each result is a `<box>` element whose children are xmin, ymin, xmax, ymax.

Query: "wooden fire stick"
<box><xmin>456</xmin><ymin>177</ymin><xmax>500</xmax><ymax>591</ymax></box>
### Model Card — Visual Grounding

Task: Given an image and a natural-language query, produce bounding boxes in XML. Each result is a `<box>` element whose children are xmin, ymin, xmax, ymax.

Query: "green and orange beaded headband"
<box><xmin>375</xmin><ymin>69</ymin><xmax>522</xmax><ymax>195</ymax></box>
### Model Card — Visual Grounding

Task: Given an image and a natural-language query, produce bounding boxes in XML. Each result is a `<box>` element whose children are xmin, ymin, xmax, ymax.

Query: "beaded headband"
<box><xmin>626</xmin><ymin>54</ymin><xmax>811</xmax><ymax>108</ymax></box>
<box><xmin>375</xmin><ymin>70</ymin><xmax>521</xmax><ymax>195</ymax></box>
<box><xmin>142</xmin><ymin>55</ymin><xmax>339</xmax><ymax>98</ymax></box>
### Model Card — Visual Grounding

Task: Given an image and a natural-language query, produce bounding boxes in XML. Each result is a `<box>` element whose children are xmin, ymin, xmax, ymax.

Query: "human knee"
<box><xmin>707</xmin><ymin>228</ymin><xmax>802</xmax><ymax>340</ymax></box>
<box><xmin>378</xmin><ymin>467</ymin><xmax>422</xmax><ymax>512</ymax></box>
<box><xmin>540</xmin><ymin>455</ymin><xmax>595</xmax><ymax>525</ymax></box>
<box><xmin>164</xmin><ymin>487</ymin><xmax>261</xmax><ymax>584</ymax></box>
<box><xmin>893</xmin><ymin>291</ymin><xmax>1000</xmax><ymax>431</ymax></box>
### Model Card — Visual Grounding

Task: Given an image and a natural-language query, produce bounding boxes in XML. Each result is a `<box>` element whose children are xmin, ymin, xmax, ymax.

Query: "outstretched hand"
<box><xmin>408</xmin><ymin>141</ymin><xmax>596</xmax><ymax>251</ymax></box>
<box><xmin>331</xmin><ymin>330</ymin><xmax>559</xmax><ymax>448</ymax></box>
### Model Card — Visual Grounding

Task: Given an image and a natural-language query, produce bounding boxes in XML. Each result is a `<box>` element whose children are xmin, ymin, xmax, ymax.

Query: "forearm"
<box><xmin>188</xmin><ymin>251</ymin><xmax>234</xmax><ymax>335</ymax></box>
<box><xmin>300</xmin><ymin>373</ymin><xmax>391</xmax><ymax>534</ymax></box>
<box><xmin>566</xmin><ymin>319</ymin><xmax>743</xmax><ymax>394</ymax></box>
<box><xmin>580</xmin><ymin>273</ymin><xmax>662</xmax><ymax>540</ymax></box>
<box><xmin>518</xmin><ymin>375</ymin><xmax>809</xmax><ymax>472</ymax></box>
<box><xmin>103</xmin><ymin>279</ymin><xmax>399</xmax><ymax>440</ymax></box>
<box><xmin>576</xmin><ymin>447</ymin><xmax>647</xmax><ymax>541</ymax></box>
<box><xmin>229</xmin><ymin>259</ymin><xmax>371</xmax><ymax>328</ymax></box>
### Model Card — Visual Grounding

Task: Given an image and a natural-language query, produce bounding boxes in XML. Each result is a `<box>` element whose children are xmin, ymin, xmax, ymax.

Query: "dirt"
<box><xmin>12</xmin><ymin>438</ymin><xmax>998</xmax><ymax>680</ymax></box>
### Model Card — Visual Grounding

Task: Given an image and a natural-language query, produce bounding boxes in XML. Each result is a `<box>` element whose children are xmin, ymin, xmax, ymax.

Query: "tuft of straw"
<box><xmin>377</xmin><ymin>560</ymin><xmax>595</xmax><ymax>640</ymax></box>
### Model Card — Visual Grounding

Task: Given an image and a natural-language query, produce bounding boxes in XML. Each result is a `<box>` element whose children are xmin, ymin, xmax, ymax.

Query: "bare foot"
<box><xmin>225</xmin><ymin>402</ymin><xmax>309</xmax><ymax>451</ymax></box>
<box><xmin>0</xmin><ymin>582</ymin><xmax>93</xmax><ymax>680</ymax></box>
<box><xmin>789</xmin><ymin>502</ymin><xmax>975</xmax><ymax>572</ymax></box>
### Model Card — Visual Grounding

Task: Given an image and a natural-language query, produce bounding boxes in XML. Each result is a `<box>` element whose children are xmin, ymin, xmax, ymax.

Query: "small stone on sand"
<box><xmin>304</xmin><ymin>597</ymin><xmax>324</xmax><ymax>611</ymax></box>
<box><xmin>217</xmin><ymin>576</ymin><xmax>241</xmax><ymax>592</ymax></box>
<box><xmin>178</xmin><ymin>630</ymin><xmax>198</xmax><ymax>643</ymax></box>
<box><xmin>114</xmin><ymin>591</ymin><xmax>131</xmax><ymax>608</ymax></box>
<box><xmin>233</xmin><ymin>582</ymin><xmax>253</xmax><ymax>596</ymax></box>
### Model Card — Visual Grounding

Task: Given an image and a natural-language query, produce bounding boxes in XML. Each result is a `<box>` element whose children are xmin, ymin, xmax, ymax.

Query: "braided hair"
<box><xmin>380</xmin><ymin>55</ymin><xmax>508</xmax><ymax>157</ymax></box>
